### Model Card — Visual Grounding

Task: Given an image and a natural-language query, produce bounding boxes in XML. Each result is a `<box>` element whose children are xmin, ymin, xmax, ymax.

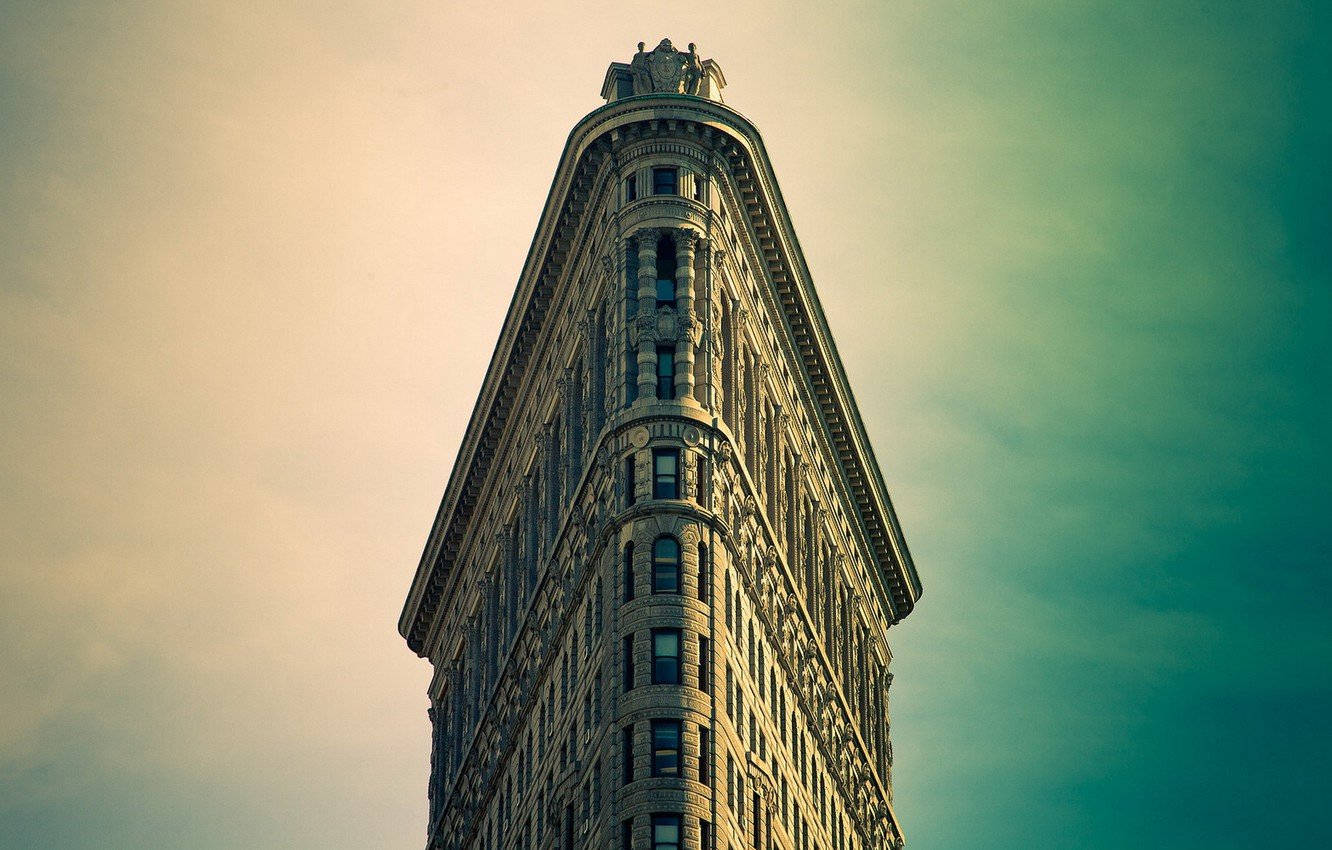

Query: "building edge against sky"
<box><xmin>399</xmin><ymin>40</ymin><xmax>923</xmax><ymax>850</ymax></box>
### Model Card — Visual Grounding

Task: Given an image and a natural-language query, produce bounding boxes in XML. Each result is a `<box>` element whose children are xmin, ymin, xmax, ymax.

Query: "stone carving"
<box><xmin>630</xmin><ymin>39</ymin><xmax>707</xmax><ymax>95</ymax></box>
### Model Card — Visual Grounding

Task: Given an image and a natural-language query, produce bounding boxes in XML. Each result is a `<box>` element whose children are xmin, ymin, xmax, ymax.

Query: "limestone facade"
<box><xmin>399</xmin><ymin>41</ymin><xmax>923</xmax><ymax>850</ymax></box>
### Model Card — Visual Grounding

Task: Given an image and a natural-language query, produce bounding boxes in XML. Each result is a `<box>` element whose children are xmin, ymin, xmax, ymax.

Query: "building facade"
<box><xmin>399</xmin><ymin>40</ymin><xmax>923</xmax><ymax>850</ymax></box>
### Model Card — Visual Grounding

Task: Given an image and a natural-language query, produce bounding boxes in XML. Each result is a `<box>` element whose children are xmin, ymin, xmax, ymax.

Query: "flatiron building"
<box><xmin>399</xmin><ymin>39</ymin><xmax>923</xmax><ymax>850</ymax></box>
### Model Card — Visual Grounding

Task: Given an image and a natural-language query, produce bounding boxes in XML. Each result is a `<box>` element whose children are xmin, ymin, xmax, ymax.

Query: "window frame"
<box><xmin>625</xmin><ymin>456</ymin><xmax>636</xmax><ymax>507</ymax></box>
<box><xmin>656</xmin><ymin>347</ymin><xmax>676</xmax><ymax>399</ymax></box>
<box><xmin>623</xmin><ymin>725</ymin><xmax>634</xmax><ymax>783</ymax></box>
<box><xmin>651</xmin><ymin>535</ymin><xmax>681</xmax><ymax>594</ymax></box>
<box><xmin>650</xmin><ymin>720</ymin><xmax>682</xmax><ymax>778</ymax></box>
<box><xmin>655</xmin><ymin>277</ymin><xmax>676</xmax><ymax>308</ymax></box>
<box><xmin>652</xmin><ymin>450</ymin><xmax>679</xmax><ymax>500</ymax></box>
<box><xmin>650</xmin><ymin>813</ymin><xmax>681</xmax><ymax>850</ymax></box>
<box><xmin>623</xmin><ymin>542</ymin><xmax>635</xmax><ymax>602</ymax></box>
<box><xmin>651</xmin><ymin>628</ymin><xmax>682</xmax><ymax>685</ymax></box>
<box><xmin>652</xmin><ymin>167</ymin><xmax>678</xmax><ymax>196</ymax></box>
<box><xmin>623</xmin><ymin>634</ymin><xmax>635</xmax><ymax>692</ymax></box>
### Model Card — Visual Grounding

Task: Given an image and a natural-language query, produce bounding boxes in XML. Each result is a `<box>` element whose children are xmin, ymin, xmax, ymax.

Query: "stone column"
<box><xmin>634</xmin><ymin>228</ymin><xmax>660</xmax><ymax>401</ymax></box>
<box><xmin>707</xmin><ymin>245</ymin><xmax>729</xmax><ymax>416</ymax></box>
<box><xmin>674</xmin><ymin>229</ymin><xmax>698</xmax><ymax>401</ymax></box>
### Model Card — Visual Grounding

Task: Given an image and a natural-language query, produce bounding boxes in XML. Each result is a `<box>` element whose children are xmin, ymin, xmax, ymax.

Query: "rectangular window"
<box><xmin>656</xmin><ymin>276</ymin><xmax>675</xmax><ymax>307</ymax></box>
<box><xmin>651</xmin><ymin>536</ymin><xmax>680</xmax><ymax>593</ymax></box>
<box><xmin>693</xmin><ymin>175</ymin><xmax>704</xmax><ymax>202</ymax></box>
<box><xmin>652</xmin><ymin>449</ymin><xmax>679</xmax><ymax>499</ymax></box>
<box><xmin>625</xmin><ymin>456</ymin><xmax>636</xmax><ymax>507</ymax></box>
<box><xmin>727</xmin><ymin>753</ymin><xmax>735</xmax><ymax>810</ymax></box>
<box><xmin>650</xmin><ymin>719</ymin><xmax>681</xmax><ymax>777</ymax></box>
<box><xmin>699</xmin><ymin>637</ymin><xmax>711</xmax><ymax>691</ymax></box>
<box><xmin>725</xmin><ymin>570</ymin><xmax>733</xmax><ymax>629</ymax></box>
<box><xmin>652</xmin><ymin>167</ymin><xmax>677</xmax><ymax>196</ymax></box>
<box><xmin>698</xmin><ymin>543</ymin><xmax>709</xmax><ymax>602</ymax></box>
<box><xmin>624</xmin><ymin>544</ymin><xmax>635</xmax><ymax>602</ymax></box>
<box><xmin>623</xmin><ymin>725</ymin><xmax>634</xmax><ymax>783</ymax></box>
<box><xmin>627</xmin><ymin>174</ymin><xmax>637</xmax><ymax>201</ymax></box>
<box><xmin>626</xmin><ymin>337</ymin><xmax>638</xmax><ymax>403</ymax></box>
<box><xmin>622</xmin><ymin>818</ymin><xmax>633</xmax><ymax>850</ymax></box>
<box><xmin>699</xmin><ymin>726</ymin><xmax>711</xmax><ymax>785</ymax></box>
<box><xmin>726</xmin><ymin>664</ymin><xmax>734</xmax><ymax>717</ymax></box>
<box><xmin>652</xmin><ymin>628</ymin><xmax>681</xmax><ymax>684</ymax></box>
<box><xmin>656</xmin><ymin>346</ymin><xmax>675</xmax><ymax>399</ymax></box>
<box><xmin>623</xmin><ymin>635</ymin><xmax>635</xmax><ymax>692</ymax></box>
<box><xmin>651</xmin><ymin>813</ymin><xmax>681</xmax><ymax>850</ymax></box>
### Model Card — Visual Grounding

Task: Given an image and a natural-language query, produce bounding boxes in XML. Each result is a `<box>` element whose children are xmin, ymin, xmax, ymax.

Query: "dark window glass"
<box><xmin>652</xmin><ymin>167</ymin><xmax>677</xmax><ymax>195</ymax></box>
<box><xmin>651</xmin><ymin>813</ymin><xmax>681</xmax><ymax>850</ymax></box>
<box><xmin>623</xmin><ymin>726</ymin><xmax>634</xmax><ymax>783</ymax></box>
<box><xmin>652</xmin><ymin>450</ymin><xmax>678</xmax><ymax>500</ymax></box>
<box><xmin>692</xmin><ymin>176</ymin><xmax>704</xmax><ymax>202</ymax></box>
<box><xmin>652</xmin><ymin>536</ymin><xmax>680</xmax><ymax>593</ymax></box>
<box><xmin>625</xmin><ymin>456</ymin><xmax>636</xmax><ymax>507</ymax></box>
<box><xmin>623</xmin><ymin>635</ymin><xmax>635</xmax><ymax>692</ymax></box>
<box><xmin>699</xmin><ymin>636</ymin><xmax>710</xmax><ymax>691</ymax></box>
<box><xmin>656</xmin><ymin>347</ymin><xmax>675</xmax><ymax>399</ymax></box>
<box><xmin>650</xmin><ymin>721</ymin><xmax>681</xmax><ymax>777</ymax></box>
<box><xmin>622</xmin><ymin>818</ymin><xmax>633</xmax><ymax>850</ymax></box>
<box><xmin>623</xmin><ymin>543</ymin><xmax>635</xmax><ymax>602</ymax></box>
<box><xmin>626</xmin><ymin>174</ymin><xmax>637</xmax><ymax>201</ymax></box>
<box><xmin>699</xmin><ymin>726</ymin><xmax>711</xmax><ymax>785</ymax></box>
<box><xmin>656</xmin><ymin>277</ymin><xmax>675</xmax><ymax>307</ymax></box>
<box><xmin>698</xmin><ymin>543</ymin><xmax>709</xmax><ymax>601</ymax></box>
<box><xmin>652</xmin><ymin>629</ymin><xmax>681</xmax><ymax>684</ymax></box>
<box><xmin>626</xmin><ymin>337</ymin><xmax>638</xmax><ymax>403</ymax></box>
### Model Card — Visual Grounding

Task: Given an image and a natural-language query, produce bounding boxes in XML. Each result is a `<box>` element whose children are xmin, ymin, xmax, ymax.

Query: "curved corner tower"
<box><xmin>400</xmin><ymin>39</ymin><xmax>923</xmax><ymax>850</ymax></box>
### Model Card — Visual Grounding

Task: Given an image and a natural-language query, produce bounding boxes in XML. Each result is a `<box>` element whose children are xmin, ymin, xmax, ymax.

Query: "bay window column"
<box><xmin>634</xmin><ymin>228</ymin><xmax>660</xmax><ymax>401</ymax></box>
<box><xmin>674</xmin><ymin>229</ymin><xmax>699</xmax><ymax>401</ymax></box>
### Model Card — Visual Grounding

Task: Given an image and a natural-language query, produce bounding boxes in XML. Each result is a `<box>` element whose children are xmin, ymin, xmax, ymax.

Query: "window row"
<box><xmin>622</xmin><ymin>533</ymin><xmax>705</xmax><ymax>597</ymax></box>
<box><xmin>622</xmin><ymin>628</ymin><xmax>711</xmax><ymax>691</ymax></box>
<box><xmin>624</xmin><ymin>166</ymin><xmax>706</xmax><ymax>203</ymax></box>
<box><xmin>621</xmin><ymin>719</ymin><xmax>711</xmax><ymax>785</ymax></box>
<box><xmin>624</xmin><ymin>449</ymin><xmax>681</xmax><ymax>506</ymax></box>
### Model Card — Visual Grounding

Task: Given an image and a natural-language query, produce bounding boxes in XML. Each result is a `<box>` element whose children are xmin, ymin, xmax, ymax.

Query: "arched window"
<box><xmin>652</xmin><ymin>536</ymin><xmax>680</xmax><ymax>594</ymax></box>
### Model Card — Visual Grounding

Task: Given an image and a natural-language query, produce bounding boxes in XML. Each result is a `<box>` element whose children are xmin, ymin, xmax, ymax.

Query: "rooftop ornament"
<box><xmin>602</xmin><ymin>39</ymin><xmax>727</xmax><ymax>103</ymax></box>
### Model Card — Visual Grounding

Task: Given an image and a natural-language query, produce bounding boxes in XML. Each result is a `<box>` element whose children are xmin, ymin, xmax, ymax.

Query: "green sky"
<box><xmin>1</xmin><ymin>1</ymin><xmax>1327</xmax><ymax>847</ymax></box>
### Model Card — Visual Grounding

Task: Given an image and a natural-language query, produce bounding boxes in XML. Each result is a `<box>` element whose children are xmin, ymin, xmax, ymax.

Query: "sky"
<box><xmin>1</xmin><ymin>1</ymin><xmax>1327</xmax><ymax>848</ymax></box>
